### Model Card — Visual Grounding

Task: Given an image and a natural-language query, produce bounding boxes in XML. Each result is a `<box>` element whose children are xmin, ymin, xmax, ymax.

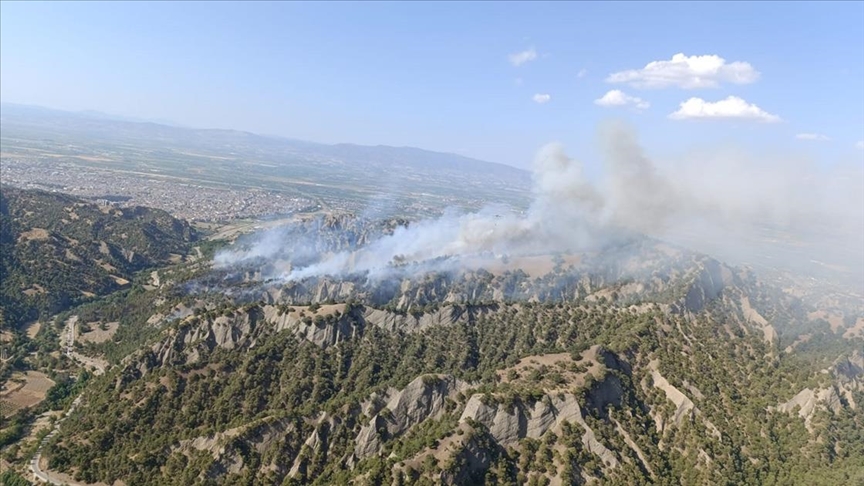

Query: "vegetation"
<box><xmin>0</xmin><ymin>185</ymin><xmax>197</xmax><ymax>329</ymax></box>
<box><xmin>0</xmin><ymin>470</ymin><xmax>32</xmax><ymax>486</ymax></box>
<box><xmin>40</xmin><ymin>295</ymin><xmax>864</xmax><ymax>485</ymax></box>
<box><xmin>1</xmin><ymin>191</ymin><xmax>861</xmax><ymax>485</ymax></box>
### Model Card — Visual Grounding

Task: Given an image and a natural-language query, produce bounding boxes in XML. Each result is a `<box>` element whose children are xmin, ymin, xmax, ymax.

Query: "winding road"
<box><xmin>30</xmin><ymin>396</ymin><xmax>84</xmax><ymax>485</ymax></box>
<box><xmin>30</xmin><ymin>316</ymin><xmax>108</xmax><ymax>484</ymax></box>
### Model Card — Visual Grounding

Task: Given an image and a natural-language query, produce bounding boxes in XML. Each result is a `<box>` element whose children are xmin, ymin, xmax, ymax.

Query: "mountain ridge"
<box><xmin>0</xmin><ymin>102</ymin><xmax>528</xmax><ymax>178</ymax></box>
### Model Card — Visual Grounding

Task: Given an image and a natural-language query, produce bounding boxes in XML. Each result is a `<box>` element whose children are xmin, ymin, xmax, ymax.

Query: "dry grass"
<box><xmin>17</xmin><ymin>227</ymin><xmax>50</xmax><ymax>242</ymax></box>
<box><xmin>843</xmin><ymin>317</ymin><xmax>864</xmax><ymax>340</ymax></box>
<box><xmin>496</xmin><ymin>346</ymin><xmax>602</xmax><ymax>392</ymax></box>
<box><xmin>99</xmin><ymin>261</ymin><xmax>118</xmax><ymax>272</ymax></box>
<box><xmin>25</xmin><ymin>321</ymin><xmax>42</xmax><ymax>339</ymax></box>
<box><xmin>22</xmin><ymin>284</ymin><xmax>47</xmax><ymax>296</ymax></box>
<box><xmin>808</xmin><ymin>310</ymin><xmax>846</xmax><ymax>333</ymax></box>
<box><xmin>79</xmin><ymin>321</ymin><xmax>119</xmax><ymax>344</ymax></box>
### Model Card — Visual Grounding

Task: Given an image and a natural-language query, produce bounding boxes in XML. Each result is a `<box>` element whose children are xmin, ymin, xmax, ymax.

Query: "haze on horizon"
<box><xmin>6</xmin><ymin>5</ymin><xmax>864</xmax><ymax>486</ymax></box>
<box><xmin>2</xmin><ymin>1</ymin><xmax>863</xmax><ymax>290</ymax></box>
<box><xmin>2</xmin><ymin>1</ymin><xmax>864</xmax><ymax>170</ymax></box>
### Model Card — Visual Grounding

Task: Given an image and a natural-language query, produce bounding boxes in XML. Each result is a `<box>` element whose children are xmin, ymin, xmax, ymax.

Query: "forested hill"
<box><xmin>1</xmin><ymin>197</ymin><xmax>861</xmax><ymax>485</ymax></box>
<box><xmin>0</xmin><ymin>185</ymin><xmax>198</xmax><ymax>329</ymax></box>
<box><xmin>39</xmin><ymin>234</ymin><xmax>864</xmax><ymax>486</ymax></box>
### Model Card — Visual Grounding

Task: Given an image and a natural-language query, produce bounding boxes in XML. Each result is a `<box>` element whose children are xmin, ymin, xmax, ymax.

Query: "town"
<box><xmin>1</xmin><ymin>156</ymin><xmax>320</xmax><ymax>222</ymax></box>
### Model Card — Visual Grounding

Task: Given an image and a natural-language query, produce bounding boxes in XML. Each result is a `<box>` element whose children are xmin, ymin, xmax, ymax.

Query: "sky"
<box><xmin>2</xmin><ymin>1</ymin><xmax>863</xmax><ymax>170</ymax></box>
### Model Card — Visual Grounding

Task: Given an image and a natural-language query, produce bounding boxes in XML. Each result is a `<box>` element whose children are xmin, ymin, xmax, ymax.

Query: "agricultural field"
<box><xmin>0</xmin><ymin>371</ymin><xmax>54</xmax><ymax>413</ymax></box>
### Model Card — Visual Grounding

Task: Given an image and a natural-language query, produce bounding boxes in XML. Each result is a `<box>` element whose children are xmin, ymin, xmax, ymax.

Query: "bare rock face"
<box><xmin>264</xmin><ymin>305</ymin><xmax>363</xmax><ymax>348</ymax></box>
<box><xmin>262</xmin><ymin>304</ymin><xmax>481</xmax><ymax>348</ymax></box>
<box><xmin>683</xmin><ymin>260</ymin><xmax>728</xmax><ymax>313</ymax></box>
<box><xmin>146</xmin><ymin>313</ymin><xmax>165</xmax><ymax>326</ymax></box>
<box><xmin>126</xmin><ymin>307</ymin><xmax>265</xmax><ymax>376</ymax></box>
<box><xmin>173</xmin><ymin>418</ymin><xmax>294</xmax><ymax>481</ymax></box>
<box><xmin>287</xmin><ymin>414</ymin><xmax>336</xmax><ymax>479</ymax></box>
<box><xmin>314</xmin><ymin>281</ymin><xmax>357</xmax><ymax>303</ymax></box>
<box><xmin>773</xmin><ymin>348</ymin><xmax>863</xmax><ymax>428</ymax></box>
<box><xmin>353</xmin><ymin>374</ymin><xmax>469</xmax><ymax>459</ymax></box>
<box><xmin>362</xmin><ymin>306</ymin><xmax>470</xmax><ymax>333</ymax></box>
<box><xmin>647</xmin><ymin>360</ymin><xmax>721</xmax><ymax>438</ymax></box>
<box><xmin>739</xmin><ymin>296</ymin><xmax>777</xmax><ymax>345</ymax></box>
<box><xmin>776</xmin><ymin>388</ymin><xmax>820</xmax><ymax>426</ymax></box>
<box><xmin>459</xmin><ymin>392</ymin><xmax>619</xmax><ymax>469</ymax></box>
<box><xmin>460</xmin><ymin>397</ymin><xmax>521</xmax><ymax>445</ymax></box>
<box><xmin>832</xmin><ymin>349</ymin><xmax>864</xmax><ymax>387</ymax></box>
<box><xmin>776</xmin><ymin>387</ymin><xmax>839</xmax><ymax>429</ymax></box>
<box><xmin>437</xmin><ymin>423</ymin><xmax>498</xmax><ymax>485</ymax></box>
<box><xmin>649</xmin><ymin>365</ymin><xmax>696</xmax><ymax>427</ymax></box>
<box><xmin>124</xmin><ymin>303</ymin><xmax>486</xmax><ymax>380</ymax></box>
<box><xmin>354</xmin><ymin>415</ymin><xmax>385</xmax><ymax>460</ymax></box>
<box><xmin>819</xmin><ymin>387</ymin><xmax>843</xmax><ymax>413</ymax></box>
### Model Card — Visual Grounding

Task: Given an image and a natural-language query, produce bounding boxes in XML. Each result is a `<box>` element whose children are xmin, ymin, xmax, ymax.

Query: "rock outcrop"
<box><xmin>142</xmin><ymin>307</ymin><xmax>262</xmax><ymax>372</ymax></box>
<box><xmin>648</xmin><ymin>360</ymin><xmax>721</xmax><ymax>438</ymax></box>
<box><xmin>354</xmin><ymin>374</ymin><xmax>469</xmax><ymax>459</ymax></box>
<box><xmin>775</xmin><ymin>387</ymin><xmax>843</xmax><ymax>430</ymax></box>
<box><xmin>774</xmin><ymin>348</ymin><xmax>864</xmax><ymax>428</ymax></box>
<box><xmin>459</xmin><ymin>392</ymin><xmax>620</xmax><ymax>469</ymax></box>
<box><xmin>174</xmin><ymin>417</ymin><xmax>295</xmax><ymax>480</ymax></box>
<box><xmin>126</xmin><ymin>302</ymin><xmax>493</xmax><ymax>377</ymax></box>
<box><xmin>740</xmin><ymin>296</ymin><xmax>777</xmax><ymax>345</ymax></box>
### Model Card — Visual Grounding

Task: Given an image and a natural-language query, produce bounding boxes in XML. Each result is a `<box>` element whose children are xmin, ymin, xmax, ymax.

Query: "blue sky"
<box><xmin>2</xmin><ymin>1</ymin><xmax>863</xmax><ymax>170</ymax></box>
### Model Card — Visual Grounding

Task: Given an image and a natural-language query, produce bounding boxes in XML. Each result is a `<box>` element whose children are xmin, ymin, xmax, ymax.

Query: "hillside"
<box><xmin>0</xmin><ymin>185</ymin><xmax>198</xmax><ymax>329</ymax></box>
<box><xmin>24</xmin><ymin>217</ymin><xmax>863</xmax><ymax>486</ymax></box>
<box><xmin>0</xmin><ymin>192</ymin><xmax>860</xmax><ymax>486</ymax></box>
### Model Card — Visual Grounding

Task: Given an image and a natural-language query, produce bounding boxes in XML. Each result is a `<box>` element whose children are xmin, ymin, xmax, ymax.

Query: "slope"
<box><xmin>0</xmin><ymin>185</ymin><xmax>198</xmax><ymax>329</ymax></box>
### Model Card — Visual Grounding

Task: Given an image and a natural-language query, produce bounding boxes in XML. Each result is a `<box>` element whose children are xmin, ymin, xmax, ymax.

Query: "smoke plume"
<box><xmin>215</xmin><ymin>122</ymin><xmax>864</xmax><ymax>291</ymax></box>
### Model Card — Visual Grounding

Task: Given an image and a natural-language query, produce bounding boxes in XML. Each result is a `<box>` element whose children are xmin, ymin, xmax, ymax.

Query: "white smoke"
<box><xmin>215</xmin><ymin>122</ymin><xmax>864</xmax><ymax>291</ymax></box>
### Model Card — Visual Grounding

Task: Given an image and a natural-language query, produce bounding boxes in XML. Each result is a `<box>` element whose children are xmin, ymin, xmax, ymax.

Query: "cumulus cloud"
<box><xmin>509</xmin><ymin>48</ymin><xmax>537</xmax><ymax>67</ymax></box>
<box><xmin>533</xmin><ymin>93</ymin><xmax>551</xmax><ymax>104</ymax></box>
<box><xmin>796</xmin><ymin>133</ymin><xmax>831</xmax><ymax>141</ymax></box>
<box><xmin>607</xmin><ymin>53</ymin><xmax>760</xmax><ymax>89</ymax></box>
<box><xmin>669</xmin><ymin>96</ymin><xmax>781</xmax><ymax>122</ymax></box>
<box><xmin>594</xmin><ymin>90</ymin><xmax>650</xmax><ymax>110</ymax></box>
<box><xmin>577</xmin><ymin>68</ymin><xmax>588</xmax><ymax>78</ymax></box>
<box><xmin>857</xmin><ymin>140</ymin><xmax>864</xmax><ymax>150</ymax></box>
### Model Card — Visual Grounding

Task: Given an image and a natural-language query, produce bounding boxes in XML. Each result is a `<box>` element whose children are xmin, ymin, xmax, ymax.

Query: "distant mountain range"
<box><xmin>0</xmin><ymin>102</ymin><xmax>532</xmax><ymax>215</ymax></box>
<box><xmin>0</xmin><ymin>102</ymin><xmax>528</xmax><ymax>187</ymax></box>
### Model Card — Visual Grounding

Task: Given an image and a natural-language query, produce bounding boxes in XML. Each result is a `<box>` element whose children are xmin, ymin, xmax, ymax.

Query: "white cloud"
<box><xmin>857</xmin><ymin>140</ymin><xmax>864</xmax><ymax>150</ymax></box>
<box><xmin>607</xmin><ymin>53</ymin><xmax>760</xmax><ymax>89</ymax></box>
<box><xmin>532</xmin><ymin>93</ymin><xmax>551</xmax><ymax>104</ymax></box>
<box><xmin>594</xmin><ymin>89</ymin><xmax>650</xmax><ymax>110</ymax></box>
<box><xmin>796</xmin><ymin>133</ymin><xmax>831</xmax><ymax>141</ymax></box>
<box><xmin>577</xmin><ymin>68</ymin><xmax>588</xmax><ymax>78</ymax></box>
<box><xmin>509</xmin><ymin>48</ymin><xmax>537</xmax><ymax>67</ymax></box>
<box><xmin>669</xmin><ymin>96</ymin><xmax>781</xmax><ymax>122</ymax></box>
